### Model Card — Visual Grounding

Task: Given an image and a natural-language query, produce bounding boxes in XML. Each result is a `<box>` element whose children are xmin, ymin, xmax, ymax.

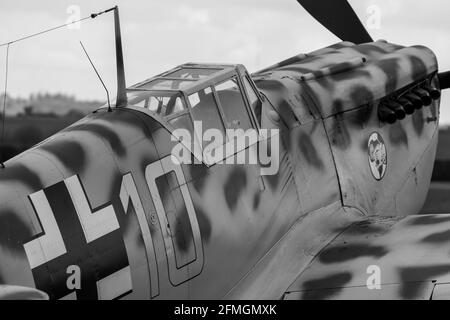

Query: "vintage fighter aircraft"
<box><xmin>2</xmin><ymin>0</ymin><xmax>450</xmax><ymax>300</ymax></box>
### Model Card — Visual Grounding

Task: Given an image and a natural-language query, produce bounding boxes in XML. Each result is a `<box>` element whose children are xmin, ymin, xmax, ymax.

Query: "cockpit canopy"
<box><xmin>126</xmin><ymin>63</ymin><xmax>262</xmax><ymax>139</ymax></box>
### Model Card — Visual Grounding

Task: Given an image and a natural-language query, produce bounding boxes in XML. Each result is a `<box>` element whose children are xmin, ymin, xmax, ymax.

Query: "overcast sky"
<box><xmin>1</xmin><ymin>0</ymin><xmax>450</xmax><ymax>123</ymax></box>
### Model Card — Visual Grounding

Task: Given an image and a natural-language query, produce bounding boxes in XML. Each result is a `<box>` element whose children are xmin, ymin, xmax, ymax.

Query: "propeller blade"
<box><xmin>297</xmin><ymin>0</ymin><xmax>373</xmax><ymax>44</ymax></box>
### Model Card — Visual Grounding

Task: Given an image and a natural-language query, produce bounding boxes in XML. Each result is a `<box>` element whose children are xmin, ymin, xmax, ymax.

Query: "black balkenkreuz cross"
<box><xmin>25</xmin><ymin>178</ymin><xmax>130</xmax><ymax>300</ymax></box>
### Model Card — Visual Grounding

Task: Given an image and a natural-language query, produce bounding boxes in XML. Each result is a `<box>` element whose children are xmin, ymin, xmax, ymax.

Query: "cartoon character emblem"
<box><xmin>368</xmin><ymin>132</ymin><xmax>387</xmax><ymax>181</ymax></box>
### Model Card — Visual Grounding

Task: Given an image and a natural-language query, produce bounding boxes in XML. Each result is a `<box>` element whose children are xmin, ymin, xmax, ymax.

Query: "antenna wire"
<box><xmin>1</xmin><ymin>44</ymin><xmax>10</xmax><ymax>168</ymax></box>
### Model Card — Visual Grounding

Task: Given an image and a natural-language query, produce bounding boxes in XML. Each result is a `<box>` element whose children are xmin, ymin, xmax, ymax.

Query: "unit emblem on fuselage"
<box><xmin>368</xmin><ymin>132</ymin><xmax>387</xmax><ymax>181</ymax></box>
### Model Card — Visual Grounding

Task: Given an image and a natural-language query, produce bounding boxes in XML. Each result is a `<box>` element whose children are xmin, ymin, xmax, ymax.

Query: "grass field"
<box><xmin>0</xmin><ymin>114</ymin><xmax>82</xmax><ymax>162</ymax></box>
<box><xmin>421</xmin><ymin>127</ymin><xmax>450</xmax><ymax>213</ymax></box>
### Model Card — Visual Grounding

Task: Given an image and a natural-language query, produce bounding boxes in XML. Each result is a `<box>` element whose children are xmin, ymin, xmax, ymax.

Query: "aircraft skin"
<box><xmin>0</xmin><ymin>36</ymin><xmax>444</xmax><ymax>300</ymax></box>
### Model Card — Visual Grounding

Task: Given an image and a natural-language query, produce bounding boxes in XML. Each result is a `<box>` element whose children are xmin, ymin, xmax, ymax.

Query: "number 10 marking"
<box><xmin>119</xmin><ymin>155</ymin><xmax>204</xmax><ymax>297</ymax></box>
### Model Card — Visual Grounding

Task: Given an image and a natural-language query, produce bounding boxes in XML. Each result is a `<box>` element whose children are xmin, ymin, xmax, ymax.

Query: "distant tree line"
<box><xmin>0</xmin><ymin>92</ymin><xmax>102</xmax><ymax>162</ymax></box>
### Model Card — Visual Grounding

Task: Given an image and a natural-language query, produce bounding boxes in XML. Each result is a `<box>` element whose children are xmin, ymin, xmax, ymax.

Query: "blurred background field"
<box><xmin>422</xmin><ymin>126</ymin><xmax>450</xmax><ymax>213</ymax></box>
<box><xmin>0</xmin><ymin>93</ymin><xmax>101</xmax><ymax>160</ymax></box>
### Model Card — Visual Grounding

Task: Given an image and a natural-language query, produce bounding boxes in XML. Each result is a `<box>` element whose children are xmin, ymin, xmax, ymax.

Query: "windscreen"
<box><xmin>128</xmin><ymin>91</ymin><xmax>186</xmax><ymax>117</ymax></box>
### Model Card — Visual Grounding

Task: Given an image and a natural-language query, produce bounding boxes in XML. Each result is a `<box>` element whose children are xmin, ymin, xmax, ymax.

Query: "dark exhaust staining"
<box><xmin>349</xmin><ymin>104</ymin><xmax>373</xmax><ymax>127</ymax></box>
<box><xmin>224</xmin><ymin>167</ymin><xmax>247</xmax><ymax>212</ymax></box>
<box><xmin>0</xmin><ymin>163</ymin><xmax>43</xmax><ymax>191</ymax></box>
<box><xmin>0</xmin><ymin>211</ymin><xmax>31</xmax><ymax>254</ymax></box>
<box><xmin>389</xmin><ymin>122</ymin><xmax>408</xmax><ymax>147</ymax></box>
<box><xmin>399</xmin><ymin>265</ymin><xmax>450</xmax><ymax>299</ymax></box>
<box><xmin>412</xmin><ymin>109</ymin><xmax>425</xmax><ymax>136</ymax></box>
<box><xmin>301</xmin><ymin>272</ymin><xmax>352</xmax><ymax>300</ymax></box>
<box><xmin>318</xmin><ymin>244</ymin><xmax>388</xmax><ymax>264</ymax></box>
<box><xmin>298</xmin><ymin>133</ymin><xmax>324</xmax><ymax>169</ymax></box>
<box><xmin>40</xmin><ymin>140</ymin><xmax>86</xmax><ymax>173</ymax></box>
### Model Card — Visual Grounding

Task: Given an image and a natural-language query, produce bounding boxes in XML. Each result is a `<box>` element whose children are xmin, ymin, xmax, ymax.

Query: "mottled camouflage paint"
<box><xmin>0</xmin><ymin>40</ymin><xmax>444</xmax><ymax>299</ymax></box>
<box><xmin>285</xmin><ymin>214</ymin><xmax>450</xmax><ymax>300</ymax></box>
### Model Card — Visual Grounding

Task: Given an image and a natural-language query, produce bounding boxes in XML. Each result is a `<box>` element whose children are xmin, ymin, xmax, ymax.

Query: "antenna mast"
<box><xmin>113</xmin><ymin>6</ymin><xmax>127</xmax><ymax>108</ymax></box>
<box><xmin>90</xmin><ymin>6</ymin><xmax>127</xmax><ymax>108</ymax></box>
